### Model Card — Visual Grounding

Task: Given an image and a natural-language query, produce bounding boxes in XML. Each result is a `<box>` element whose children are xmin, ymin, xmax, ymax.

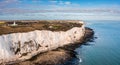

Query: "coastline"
<box><xmin>0</xmin><ymin>20</ymin><xmax>85</xmax><ymax>63</ymax></box>
<box><xmin>3</xmin><ymin>27</ymin><xmax>94</xmax><ymax>65</ymax></box>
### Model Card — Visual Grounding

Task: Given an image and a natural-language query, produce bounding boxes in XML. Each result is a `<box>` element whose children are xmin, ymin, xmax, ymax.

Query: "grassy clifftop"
<box><xmin>0</xmin><ymin>20</ymin><xmax>83</xmax><ymax>35</ymax></box>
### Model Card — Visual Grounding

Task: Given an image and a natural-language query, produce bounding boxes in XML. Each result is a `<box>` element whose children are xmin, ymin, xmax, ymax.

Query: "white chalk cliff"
<box><xmin>0</xmin><ymin>22</ymin><xmax>85</xmax><ymax>63</ymax></box>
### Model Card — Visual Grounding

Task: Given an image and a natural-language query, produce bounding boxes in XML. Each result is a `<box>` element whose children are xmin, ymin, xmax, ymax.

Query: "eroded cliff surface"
<box><xmin>0</xmin><ymin>21</ymin><xmax>85</xmax><ymax>63</ymax></box>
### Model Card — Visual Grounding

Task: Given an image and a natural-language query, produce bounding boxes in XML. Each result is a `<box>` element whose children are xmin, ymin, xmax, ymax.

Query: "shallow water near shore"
<box><xmin>64</xmin><ymin>20</ymin><xmax>120</xmax><ymax>65</ymax></box>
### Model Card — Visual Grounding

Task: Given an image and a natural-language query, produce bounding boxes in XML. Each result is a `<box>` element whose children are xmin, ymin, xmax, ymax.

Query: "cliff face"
<box><xmin>0</xmin><ymin>23</ymin><xmax>85</xmax><ymax>63</ymax></box>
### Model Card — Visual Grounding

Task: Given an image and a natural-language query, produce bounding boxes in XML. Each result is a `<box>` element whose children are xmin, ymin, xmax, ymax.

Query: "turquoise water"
<box><xmin>75</xmin><ymin>20</ymin><xmax>120</xmax><ymax>65</ymax></box>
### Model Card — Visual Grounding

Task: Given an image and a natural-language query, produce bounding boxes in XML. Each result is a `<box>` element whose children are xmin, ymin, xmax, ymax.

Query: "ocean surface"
<box><xmin>65</xmin><ymin>20</ymin><xmax>120</xmax><ymax>65</ymax></box>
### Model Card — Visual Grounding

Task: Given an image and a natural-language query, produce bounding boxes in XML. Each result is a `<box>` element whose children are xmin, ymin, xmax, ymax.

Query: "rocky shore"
<box><xmin>2</xmin><ymin>27</ymin><xmax>94</xmax><ymax>65</ymax></box>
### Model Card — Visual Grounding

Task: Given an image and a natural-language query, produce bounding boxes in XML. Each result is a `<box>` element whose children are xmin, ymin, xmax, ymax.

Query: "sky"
<box><xmin>0</xmin><ymin>0</ymin><xmax>120</xmax><ymax>20</ymax></box>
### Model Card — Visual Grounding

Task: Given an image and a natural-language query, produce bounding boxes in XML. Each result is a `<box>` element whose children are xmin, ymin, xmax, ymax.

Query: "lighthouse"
<box><xmin>12</xmin><ymin>21</ymin><xmax>17</xmax><ymax>26</ymax></box>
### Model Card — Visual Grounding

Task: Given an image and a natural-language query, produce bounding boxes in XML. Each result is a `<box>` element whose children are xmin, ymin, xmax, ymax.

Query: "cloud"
<box><xmin>49</xmin><ymin>0</ymin><xmax>72</xmax><ymax>5</ymax></box>
<box><xmin>49</xmin><ymin>0</ymin><xmax>57</xmax><ymax>3</ymax></box>
<box><xmin>1</xmin><ymin>7</ymin><xmax>120</xmax><ymax>15</ymax></box>
<box><xmin>0</xmin><ymin>0</ymin><xmax>120</xmax><ymax>16</ymax></box>
<box><xmin>59</xmin><ymin>1</ymin><xmax>71</xmax><ymax>5</ymax></box>
<box><xmin>0</xmin><ymin>0</ymin><xmax>20</xmax><ymax>8</ymax></box>
<box><xmin>64</xmin><ymin>1</ymin><xmax>71</xmax><ymax>5</ymax></box>
<box><xmin>31</xmin><ymin>0</ymin><xmax>43</xmax><ymax>3</ymax></box>
<box><xmin>0</xmin><ymin>12</ymin><xmax>120</xmax><ymax>20</ymax></box>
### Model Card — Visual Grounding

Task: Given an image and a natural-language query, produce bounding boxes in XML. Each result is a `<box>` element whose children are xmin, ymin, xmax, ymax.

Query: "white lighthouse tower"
<box><xmin>12</xmin><ymin>21</ymin><xmax>17</xmax><ymax>26</ymax></box>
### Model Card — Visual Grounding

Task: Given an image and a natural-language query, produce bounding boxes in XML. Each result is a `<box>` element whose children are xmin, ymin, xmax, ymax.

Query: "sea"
<box><xmin>64</xmin><ymin>20</ymin><xmax>120</xmax><ymax>65</ymax></box>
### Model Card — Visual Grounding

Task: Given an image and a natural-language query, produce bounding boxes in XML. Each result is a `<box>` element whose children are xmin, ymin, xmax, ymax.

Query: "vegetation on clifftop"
<box><xmin>0</xmin><ymin>20</ymin><xmax>83</xmax><ymax>35</ymax></box>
